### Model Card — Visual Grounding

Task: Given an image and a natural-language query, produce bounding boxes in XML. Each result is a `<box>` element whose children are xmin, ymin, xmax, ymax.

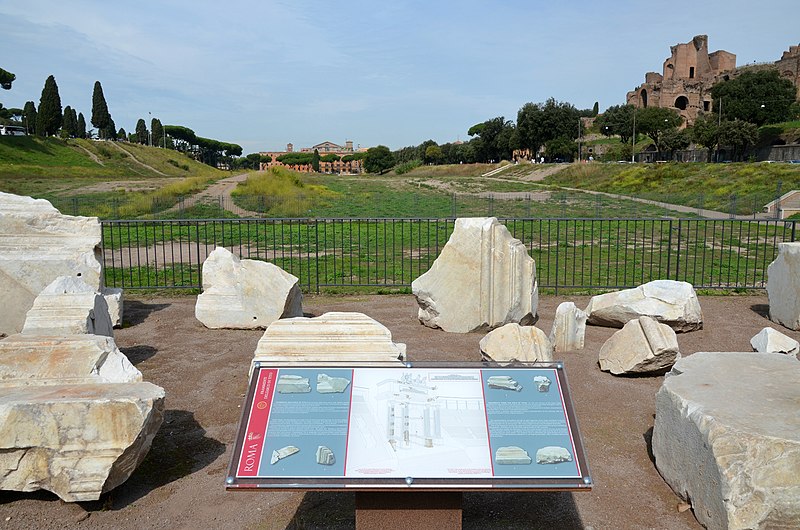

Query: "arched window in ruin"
<box><xmin>640</xmin><ymin>89</ymin><xmax>648</xmax><ymax>108</ymax></box>
<box><xmin>675</xmin><ymin>96</ymin><xmax>689</xmax><ymax>110</ymax></box>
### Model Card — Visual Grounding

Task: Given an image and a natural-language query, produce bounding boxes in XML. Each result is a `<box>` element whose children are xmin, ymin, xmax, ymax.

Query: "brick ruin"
<box><xmin>627</xmin><ymin>35</ymin><xmax>800</xmax><ymax>125</ymax></box>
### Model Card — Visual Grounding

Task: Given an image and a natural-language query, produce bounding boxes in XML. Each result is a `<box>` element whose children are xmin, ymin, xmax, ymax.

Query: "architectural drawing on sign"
<box><xmin>346</xmin><ymin>369</ymin><xmax>492</xmax><ymax>478</ymax></box>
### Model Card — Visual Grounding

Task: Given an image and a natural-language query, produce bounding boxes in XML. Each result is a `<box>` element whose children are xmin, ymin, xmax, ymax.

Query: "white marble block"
<box><xmin>750</xmin><ymin>327</ymin><xmax>800</xmax><ymax>355</ymax></box>
<box><xmin>585</xmin><ymin>280</ymin><xmax>702</xmax><ymax>332</ymax></box>
<box><xmin>479</xmin><ymin>323</ymin><xmax>553</xmax><ymax>364</ymax></box>
<box><xmin>0</xmin><ymin>192</ymin><xmax>105</xmax><ymax>336</ymax></box>
<box><xmin>767</xmin><ymin>242</ymin><xmax>800</xmax><ymax>330</ymax></box>
<box><xmin>412</xmin><ymin>217</ymin><xmax>538</xmax><ymax>333</ymax></box>
<box><xmin>21</xmin><ymin>276</ymin><xmax>113</xmax><ymax>337</ymax></box>
<box><xmin>195</xmin><ymin>247</ymin><xmax>303</xmax><ymax>329</ymax></box>
<box><xmin>653</xmin><ymin>352</ymin><xmax>800</xmax><ymax>529</ymax></box>
<box><xmin>599</xmin><ymin>316</ymin><xmax>680</xmax><ymax>375</ymax></box>
<box><xmin>549</xmin><ymin>302</ymin><xmax>587</xmax><ymax>352</ymax></box>
<box><xmin>252</xmin><ymin>312</ymin><xmax>406</xmax><ymax>371</ymax></box>
<box><xmin>102</xmin><ymin>287</ymin><xmax>124</xmax><ymax>328</ymax></box>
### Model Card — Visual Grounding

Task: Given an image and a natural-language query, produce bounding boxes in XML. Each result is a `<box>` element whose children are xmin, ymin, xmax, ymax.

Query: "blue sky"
<box><xmin>1</xmin><ymin>1</ymin><xmax>797</xmax><ymax>154</ymax></box>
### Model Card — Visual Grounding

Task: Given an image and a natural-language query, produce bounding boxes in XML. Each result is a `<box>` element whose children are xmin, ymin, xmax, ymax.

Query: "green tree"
<box><xmin>467</xmin><ymin>116</ymin><xmax>516</xmax><ymax>162</ymax></box>
<box><xmin>544</xmin><ymin>136</ymin><xmax>577</xmax><ymax>161</ymax></box>
<box><xmin>311</xmin><ymin>148</ymin><xmax>320</xmax><ymax>172</ymax></box>
<box><xmin>718</xmin><ymin>120</ymin><xmax>758</xmax><ymax>161</ymax></box>
<box><xmin>61</xmin><ymin>105</ymin><xmax>78</xmax><ymax>138</ymax></box>
<box><xmin>91</xmin><ymin>81</ymin><xmax>112</xmax><ymax>139</ymax></box>
<box><xmin>0</xmin><ymin>67</ymin><xmax>14</xmax><ymax>90</ymax></box>
<box><xmin>106</xmin><ymin>117</ymin><xmax>117</xmax><ymax>140</ymax></box>
<box><xmin>689</xmin><ymin>112</ymin><xmax>719</xmax><ymax>150</ymax></box>
<box><xmin>22</xmin><ymin>101</ymin><xmax>36</xmax><ymax>135</ymax></box>
<box><xmin>595</xmin><ymin>104</ymin><xmax>635</xmax><ymax>144</ymax></box>
<box><xmin>77</xmin><ymin>112</ymin><xmax>86</xmax><ymax>139</ymax></box>
<box><xmin>635</xmin><ymin>107</ymin><xmax>682</xmax><ymax>153</ymax></box>
<box><xmin>660</xmin><ymin>128</ymin><xmax>691</xmax><ymax>154</ymax></box>
<box><xmin>591</xmin><ymin>101</ymin><xmax>599</xmax><ymax>117</ymax></box>
<box><xmin>36</xmin><ymin>75</ymin><xmax>62</xmax><ymax>136</ymax></box>
<box><xmin>135</xmin><ymin>118</ymin><xmax>148</xmax><ymax>144</ymax></box>
<box><xmin>151</xmin><ymin>118</ymin><xmax>164</xmax><ymax>147</ymax></box>
<box><xmin>118</xmin><ymin>128</ymin><xmax>127</xmax><ymax>141</ymax></box>
<box><xmin>245</xmin><ymin>153</ymin><xmax>262</xmax><ymax>170</ymax></box>
<box><xmin>710</xmin><ymin>69</ymin><xmax>797</xmax><ymax>126</ymax></box>
<box><xmin>424</xmin><ymin>144</ymin><xmax>443</xmax><ymax>164</ymax></box>
<box><xmin>364</xmin><ymin>145</ymin><xmax>395</xmax><ymax>174</ymax></box>
<box><xmin>517</xmin><ymin>99</ymin><xmax>581</xmax><ymax>159</ymax></box>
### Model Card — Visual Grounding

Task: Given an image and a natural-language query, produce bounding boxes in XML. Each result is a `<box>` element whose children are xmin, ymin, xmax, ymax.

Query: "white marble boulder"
<box><xmin>252</xmin><ymin>312</ymin><xmax>406</xmax><ymax>371</ymax></box>
<box><xmin>102</xmin><ymin>287</ymin><xmax>124</xmax><ymax>328</ymax></box>
<box><xmin>767</xmin><ymin>242</ymin><xmax>800</xmax><ymax>330</ymax></box>
<box><xmin>0</xmin><ymin>192</ymin><xmax>111</xmax><ymax>336</ymax></box>
<box><xmin>599</xmin><ymin>316</ymin><xmax>680</xmax><ymax>375</ymax></box>
<box><xmin>21</xmin><ymin>276</ymin><xmax>114</xmax><ymax>337</ymax></box>
<box><xmin>750</xmin><ymin>327</ymin><xmax>800</xmax><ymax>355</ymax></box>
<box><xmin>0</xmin><ymin>334</ymin><xmax>165</xmax><ymax>502</ymax></box>
<box><xmin>549</xmin><ymin>302</ymin><xmax>587</xmax><ymax>352</ymax></box>
<box><xmin>479</xmin><ymin>323</ymin><xmax>553</xmax><ymax>364</ymax></box>
<box><xmin>585</xmin><ymin>280</ymin><xmax>702</xmax><ymax>332</ymax></box>
<box><xmin>195</xmin><ymin>247</ymin><xmax>303</xmax><ymax>329</ymax></box>
<box><xmin>653</xmin><ymin>352</ymin><xmax>800</xmax><ymax>529</ymax></box>
<box><xmin>412</xmin><ymin>217</ymin><xmax>538</xmax><ymax>333</ymax></box>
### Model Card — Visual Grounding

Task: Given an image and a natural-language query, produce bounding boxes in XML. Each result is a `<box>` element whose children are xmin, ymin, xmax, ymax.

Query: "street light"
<box><xmin>578</xmin><ymin>118</ymin><xmax>582</xmax><ymax>162</ymax></box>
<box><xmin>148</xmin><ymin>111</ymin><xmax>152</xmax><ymax>146</ymax></box>
<box><xmin>631</xmin><ymin>107</ymin><xmax>636</xmax><ymax>163</ymax></box>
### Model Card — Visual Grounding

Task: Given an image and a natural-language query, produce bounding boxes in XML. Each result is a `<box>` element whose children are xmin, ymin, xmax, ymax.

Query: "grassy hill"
<box><xmin>544</xmin><ymin>162</ymin><xmax>800</xmax><ymax>214</ymax></box>
<box><xmin>0</xmin><ymin>136</ymin><xmax>226</xmax><ymax>218</ymax></box>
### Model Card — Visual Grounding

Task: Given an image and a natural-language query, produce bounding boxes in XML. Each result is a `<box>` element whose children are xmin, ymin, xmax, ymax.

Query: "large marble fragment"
<box><xmin>767</xmin><ymin>242</ymin><xmax>800</xmax><ymax>330</ymax></box>
<box><xmin>412</xmin><ymin>217</ymin><xmax>538</xmax><ymax>333</ymax></box>
<box><xmin>750</xmin><ymin>327</ymin><xmax>800</xmax><ymax>355</ymax></box>
<box><xmin>0</xmin><ymin>334</ymin><xmax>141</xmax><ymax>385</ymax></box>
<box><xmin>653</xmin><ymin>352</ymin><xmax>800</xmax><ymax>530</ymax></box>
<box><xmin>252</xmin><ymin>312</ymin><xmax>406</xmax><ymax>371</ymax></box>
<box><xmin>195</xmin><ymin>247</ymin><xmax>303</xmax><ymax>329</ymax></box>
<box><xmin>479</xmin><ymin>323</ymin><xmax>553</xmax><ymax>364</ymax></box>
<box><xmin>276</xmin><ymin>374</ymin><xmax>311</xmax><ymax>393</ymax></box>
<box><xmin>270</xmin><ymin>446</ymin><xmax>299</xmax><ymax>465</ymax></box>
<box><xmin>316</xmin><ymin>446</ymin><xmax>335</xmax><ymax>466</ymax></box>
<box><xmin>21</xmin><ymin>276</ymin><xmax>113</xmax><ymax>337</ymax></box>
<box><xmin>585</xmin><ymin>280</ymin><xmax>702</xmax><ymax>332</ymax></box>
<box><xmin>495</xmin><ymin>446</ymin><xmax>531</xmax><ymax>465</ymax></box>
<box><xmin>0</xmin><ymin>333</ymin><xmax>164</xmax><ymax>502</ymax></box>
<box><xmin>0</xmin><ymin>192</ymin><xmax>108</xmax><ymax>336</ymax></box>
<box><xmin>102</xmin><ymin>287</ymin><xmax>124</xmax><ymax>328</ymax></box>
<box><xmin>487</xmin><ymin>375</ymin><xmax>522</xmax><ymax>392</ymax></box>
<box><xmin>549</xmin><ymin>302</ymin><xmax>587</xmax><ymax>352</ymax></box>
<box><xmin>317</xmin><ymin>373</ymin><xmax>351</xmax><ymax>393</ymax></box>
<box><xmin>599</xmin><ymin>316</ymin><xmax>680</xmax><ymax>375</ymax></box>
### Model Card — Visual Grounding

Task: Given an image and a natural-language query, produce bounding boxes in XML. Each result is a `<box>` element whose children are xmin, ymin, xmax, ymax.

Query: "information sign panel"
<box><xmin>227</xmin><ymin>363</ymin><xmax>591</xmax><ymax>490</ymax></box>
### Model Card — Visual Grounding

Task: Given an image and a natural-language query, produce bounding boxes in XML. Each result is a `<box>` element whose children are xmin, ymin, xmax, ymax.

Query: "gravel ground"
<box><xmin>0</xmin><ymin>293</ymin><xmax>792</xmax><ymax>530</ymax></box>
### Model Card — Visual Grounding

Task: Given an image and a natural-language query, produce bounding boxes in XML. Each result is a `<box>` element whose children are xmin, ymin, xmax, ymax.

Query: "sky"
<box><xmin>1</xmin><ymin>1</ymin><xmax>798</xmax><ymax>154</ymax></box>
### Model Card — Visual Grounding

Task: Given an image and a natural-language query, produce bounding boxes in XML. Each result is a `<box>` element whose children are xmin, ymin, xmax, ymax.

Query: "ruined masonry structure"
<box><xmin>627</xmin><ymin>35</ymin><xmax>800</xmax><ymax>126</ymax></box>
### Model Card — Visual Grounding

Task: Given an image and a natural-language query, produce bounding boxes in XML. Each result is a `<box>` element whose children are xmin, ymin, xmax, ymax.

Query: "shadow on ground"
<box><xmin>750</xmin><ymin>303</ymin><xmax>770</xmax><ymax>319</ymax></box>
<box><xmin>80</xmin><ymin>409</ymin><xmax>225</xmax><ymax>512</ymax></box>
<box><xmin>122</xmin><ymin>301</ymin><xmax>170</xmax><ymax>327</ymax></box>
<box><xmin>119</xmin><ymin>344</ymin><xmax>158</xmax><ymax>365</ymax></box>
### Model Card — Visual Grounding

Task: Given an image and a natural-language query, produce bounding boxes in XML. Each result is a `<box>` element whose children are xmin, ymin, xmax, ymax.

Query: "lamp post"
<box><xmin>631</xmin><ymin>107</ymin><xmax>636</xmax><ymax>163</ymax></box>
<box><xmin>578</xmin><ymin>118</ymin><xmax>582</xmax><ymax>162</ymax></box>
<box><xmin>715</xmin><ymin>97</ymin><xmax>722</xmax><ymax>163</ymax></box>
<box><xmin>148</xmin><ymin>111</ymin><xmax>152</xmax><ymax>146</ymax></box>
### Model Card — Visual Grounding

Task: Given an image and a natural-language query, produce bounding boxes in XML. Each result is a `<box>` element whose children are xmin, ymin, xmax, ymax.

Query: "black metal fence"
<box><xmin>101</xmin><ymin>218</ymin><xmax>798</xmax><ymax>293</ymax></box>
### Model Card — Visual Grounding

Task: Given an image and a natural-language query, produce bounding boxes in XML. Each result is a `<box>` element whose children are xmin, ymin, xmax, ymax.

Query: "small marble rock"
<box><xmin>479</xmin><ymin>323</ymin><xmax>553</xmax><ymax>364</ymax></box>
<box><xmin>549</xmin><ymin>302</ymin><xmax>587</xmax><ymax>352</ymax></box>
<box><xmin>496</xmin><ymin>446</ymin><xmax>531</xmax><ymax>465</ymax></box>
<box><xmin>317</xmin><ymin>373</ymin><xmax>351</xmax><ymax>393</ymax></box>
<box><xmin>599</xmin><ymin>316</ymin><xmax>680</xmax><ymax>375</ymax></box>
<box><xmin>750</xmin><ymin>327</ymin><xmax>800</xmax><ymax>355</ymax></box>
<box><xmin>536</xmin><ymin>446</ymin><xmax>573</xmax><ymax>465</ymax></box>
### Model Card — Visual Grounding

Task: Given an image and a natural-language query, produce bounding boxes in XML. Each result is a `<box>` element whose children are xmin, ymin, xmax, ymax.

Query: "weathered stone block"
<box><xmin>549</xmin><ymin>302</ymin><xmax>587</xmax><ymax>352</ymax></box>
<box><xmin>653</xmin><ymin>352</ymin><xmax>800</xmax><ymax>529</ymax></box>
<box><xmin>479</xmin><ymin>323</ymin><xmax>553</xmax><ymax>364</ymax></box>
<box><xmin>585</xmin><ymin>280</ymin><xmax>702</xmax><ymax>332</ymax></box>
<box><xmin>21</xmin><ymin>276</ymin><xmax>113</xmax><ymax>337</ymax></box>
<box><xmin>599</xmin><ymin>316</ymin><xmax>680</xmax><ymax>375</ymax></box>
<box><xmin>412</xmin><ymin>217</ymin><xmax>537</xmax><ymax>333</ymax></box>
<box><xmin>767</xmin><ymin>242</ymin><xmax>800</xmax><ymax>330</ymax></box>
<box><xmin>750</xmin><ymin>327</ymin><xmax>800</xmax><ymax>355</ymax></box>
<box><xmin>252</xmin><ymin>312</ymin><xmax>406</xmax><ymax>371</ymax></box>
<box><xmin>195</xmin><ymin>247</ymin><xmax>303</xmax><ymax>329</ymax></box>
<box><xmin>0</xmin><ymin>192</ymin><xmax>105</xmax><ymax>336</ymax></box>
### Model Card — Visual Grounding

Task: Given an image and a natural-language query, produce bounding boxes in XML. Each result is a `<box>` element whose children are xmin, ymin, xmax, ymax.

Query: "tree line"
<box><xmin>0</xmin><ymin>72</ymin><xmax>242</xmax><ymax>168</ymax></box>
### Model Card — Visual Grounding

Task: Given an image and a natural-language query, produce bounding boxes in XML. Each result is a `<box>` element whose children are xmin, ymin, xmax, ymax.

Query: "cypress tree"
<box><xmin>592</xmin><ymin>101</ymin><xmax>599</xmax><ymax>117</ymax></box>
<box><xmin>61</xmin><ymin>105</ymin><xmax>77</xmax><ymax>137</ymax></box>
<box><xmin>151</xmin><ymin>118</ymin><xmax>163</xmax><ymax>147</ymax></box>
<box><xmin>22</xmin><ymin>101</ymin><xmax>36</xmax><ymax>135</ymax></box>
<box><xmin>91</xmin><ymin>81</ymin><xmax>112</xmax><ymax>139</ymax></box>
<box><xmin>135</xmin><ymin>118</ymin><xmax>148</xmax><ymax>144</ymax></box>
<box><xmin>312</xmin><ymin>148</ymin><xmax>320</xmax><ymax>172</ymax></box>
<box><xmin>36</xmin><ymin>75</ymin><xmax>62</xmax><ymax>136</ymax></box>
<box><xmin>77</xmin><ymin>112</ymin><xmax>86</xmax><ymax>138</ymax></box>
<box><xmin>118</xmin><ymin>127</ymin><xmax>127</xmax><ymax>141</ymax></box>
<box><xmin>106</xmin><ymin>116</ymin><xmax>117</xmax><ymax>140</ymax></box>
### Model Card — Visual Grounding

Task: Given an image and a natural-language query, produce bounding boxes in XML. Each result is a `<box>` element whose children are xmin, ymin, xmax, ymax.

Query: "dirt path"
<box><xmin>0</xmin><ymin>293</ymin><xmax>786</xmax><ymax>529</ymax></box>
<box><xmin>166</xmin><ymin>172</ymin><xmax>261</xmax><ymax>217</ymax></box>
<box><xmin>73</xmin><ymin>144</ymin><xmax>105</xmax><ymax>166</ymax></box>
<box><xmin>111</xmin><ymin>142</ymin><xmax>167</xmax><ymax>176</ymax></box>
